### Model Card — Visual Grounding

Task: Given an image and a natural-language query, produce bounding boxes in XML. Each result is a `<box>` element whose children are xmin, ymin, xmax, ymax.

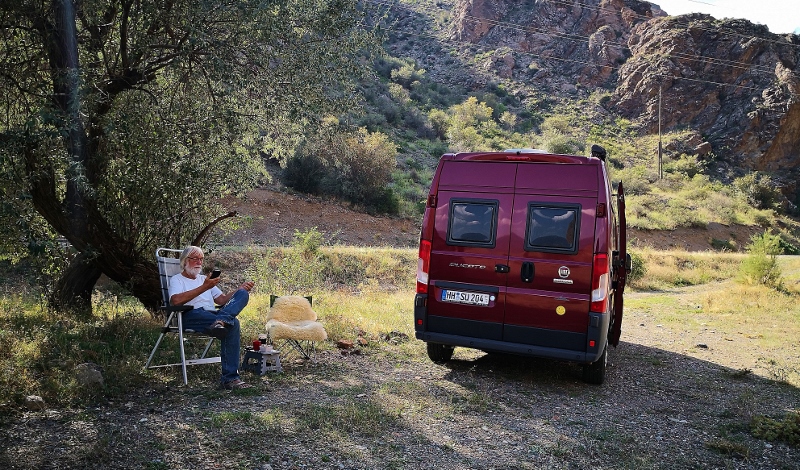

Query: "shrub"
<box><xmin>328</xmin><ymin>128</ymin><xmax>398</xmax><ymax>210</ymax></box>
<box><xmin>734</xmin><ymin>172</ymin><xmax>783</xmax><ymax>210</ymax></box>
<box><xmin>737</xmin><ymin>231</ymin><xmax>783</xmax><ymax>288</ymax></box>
<box><xmin>664</xmin><ymin>153</ymin><xmax>705</xmax><ymax>178</ymax></box>
<box><xmin>427</xmin><ymin>108</ymin><xmax>450</xmax><ymax>140</ymax></box>
<box><xmin>282</xmin><ymin>153</ymin><xmax>326</xmax><ymax>194</ymax></box>
<box><xmin>293</xmin><ymin>227</ymin><xmax>324</xmax><ymax>258</ymax></box>
<box><xmin>751</xmin><ymin>411</ymin><xmax>800</xmax><ymax>446</ymax></box>
<box><xmin>542</xmin><ymin>132</ymin><xmax>583</xmax><ymax>155</ymax></box>
<box><xmin>287</xmin><ymin>123</ymin><xmax>398</xmax><ymax>214</ymax></box>
<box><xmin>626</xmin><ymin>250</ymin><xmax>646</xmax><ymax>283</ymax></box>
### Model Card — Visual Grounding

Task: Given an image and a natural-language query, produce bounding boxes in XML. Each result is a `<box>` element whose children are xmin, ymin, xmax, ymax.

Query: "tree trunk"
<box><xmin>50</xmin><ymin>252</ymin><xmax>102</xmax><ymax>317</ymax></box>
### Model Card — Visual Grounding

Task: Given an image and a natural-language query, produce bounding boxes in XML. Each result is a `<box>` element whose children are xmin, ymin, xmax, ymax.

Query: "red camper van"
<box><xmin>414</xmin><ymin>147</ymin><xmax>630</xmax><ymax>384</ymax></box>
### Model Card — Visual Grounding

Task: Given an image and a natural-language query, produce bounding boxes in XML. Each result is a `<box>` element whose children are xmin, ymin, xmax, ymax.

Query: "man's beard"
<box><xmin>185</xmin><ymin>265</ymin><xmax>202</xmax><ymax>277</ymax></box>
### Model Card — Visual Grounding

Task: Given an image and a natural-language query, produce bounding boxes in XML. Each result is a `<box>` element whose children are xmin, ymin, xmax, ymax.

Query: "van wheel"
<box><xmin>582</xmin><ymin>346</ymin><xmax>607</xmax><ymax>385</ymax></box>
<box><xmin>427</xmin><ymin>343</ymin><xmax>455</xmax><ymax>363</ymax></box>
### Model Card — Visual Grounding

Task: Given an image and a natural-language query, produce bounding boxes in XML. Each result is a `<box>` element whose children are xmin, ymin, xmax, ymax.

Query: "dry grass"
<box><xmin>629</xmin><ymin>248</ymin><xmax>743</xmax><ymax>289</ymax></box>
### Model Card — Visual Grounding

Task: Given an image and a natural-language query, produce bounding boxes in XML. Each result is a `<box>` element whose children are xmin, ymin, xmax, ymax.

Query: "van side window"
<box><xmin>447</xmin><ymin>199</ymin><xmax>498</xmax><ymax>247</ymax></box>
<box><xmin>525</xmin><ymin>204</ymin><xmax>580</xmax><ymax>254</ymax></box>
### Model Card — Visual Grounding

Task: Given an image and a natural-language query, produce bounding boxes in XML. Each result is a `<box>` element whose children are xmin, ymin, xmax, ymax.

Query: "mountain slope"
<box><xmin>382</xmin><ymin>0</ymin><xmax>800</xmax><ymax>198</ymax></box>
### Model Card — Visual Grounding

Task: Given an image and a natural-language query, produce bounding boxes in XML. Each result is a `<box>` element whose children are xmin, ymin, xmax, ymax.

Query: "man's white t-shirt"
<box><xmin>168</xmin><ymin>273</ymin><xmax>223</xmax><ymax>311</ymax></box>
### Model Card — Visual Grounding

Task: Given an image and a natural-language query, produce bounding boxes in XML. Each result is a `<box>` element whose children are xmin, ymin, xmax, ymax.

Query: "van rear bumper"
<box><xmin>415</xmin><ymin>293</ymin><xmax>605</xmax><ymax>364</ymax></box>
<box><xmin>416</xmin><ymin>330</ymin><xmax>600</xmax><ymax>363</ymax></box>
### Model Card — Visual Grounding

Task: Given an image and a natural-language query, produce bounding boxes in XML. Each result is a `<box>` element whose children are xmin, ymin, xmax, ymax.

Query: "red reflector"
<box><xmin>417</xmin><ymin>319</ymin><xmax>423</xmax><ymax>325</ymax></box>
<box><xmin>506</xmin><ymin>155</ymin><xmax>529</xmax><ymax>161</ymax></box>
<box><xmin>596</xmin><ymin>203</ymin><xmax>606</xmax><ymax>218</ymax></box>
<box><xmin>589</xmin><ymin>340</ymin><xmax>596</xmax><ymax>347</ymax></box>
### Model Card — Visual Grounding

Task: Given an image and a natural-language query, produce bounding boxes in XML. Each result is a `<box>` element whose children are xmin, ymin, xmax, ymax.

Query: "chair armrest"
<box><xmin>165</xmin><ymin>305</ymin><xmax>193</xmax><ymax>312</ymax></box>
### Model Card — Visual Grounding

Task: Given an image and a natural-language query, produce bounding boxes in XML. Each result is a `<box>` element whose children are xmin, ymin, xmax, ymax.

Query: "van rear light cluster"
<box><xmin>417</xmin><ymin>239</ymin><xmax>431</xmax><ymax>294</ymax></box>
<box><xmin>591</xmin><ymin>253</ymin><xmax>609</xmax><ymax>313</ymax></box>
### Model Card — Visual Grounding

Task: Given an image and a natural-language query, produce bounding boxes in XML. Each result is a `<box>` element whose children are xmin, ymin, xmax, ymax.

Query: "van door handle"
<box><xmin>495</xmin><ymin>264</ymin><xmax>510</xmax><ymax>273</ymax></box>
<box><xmin>521</xmin><ymin>262</ymin><xmax>534</xmax><ymax>283</ymax></box>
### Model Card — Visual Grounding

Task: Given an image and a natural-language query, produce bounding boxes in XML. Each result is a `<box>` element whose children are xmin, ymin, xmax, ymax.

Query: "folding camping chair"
<box><xmin>265</xmin><ymin>295</ymin><xmax>326</xmax><ymax>361</ymax></box>
<box><xmin>145</xmin><ymin>248</ymin><xmax>221</xmax><ymax>384</ymax></box>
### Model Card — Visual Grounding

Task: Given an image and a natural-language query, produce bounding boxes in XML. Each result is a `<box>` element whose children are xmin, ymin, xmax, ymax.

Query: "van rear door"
<box><xmin>609</xmin><ymin>182</ymin><xmax>627</xmax><ymax>346</ymax></box>
<box><xmin>426</xmin><ymin>160</ymin><xmax>514</xmax><ymax>342</ymax></box>
<box><xmin>502</xmin><ymin>163</ymin><xmax>599</xmax><ymax>351</ymax></box>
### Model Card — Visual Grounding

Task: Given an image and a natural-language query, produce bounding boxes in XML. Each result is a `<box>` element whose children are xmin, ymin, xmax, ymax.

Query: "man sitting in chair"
<box><xmin>169</xmin><ymin>246</ymin><xmax>255</xmax><ymax>390</ymax></box>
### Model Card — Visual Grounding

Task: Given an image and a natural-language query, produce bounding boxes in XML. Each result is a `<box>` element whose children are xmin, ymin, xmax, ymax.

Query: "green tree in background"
<box><xmin>0</xmin><ymin>0</ymin><xmax>378</xmax><ymax>314</ymax></box>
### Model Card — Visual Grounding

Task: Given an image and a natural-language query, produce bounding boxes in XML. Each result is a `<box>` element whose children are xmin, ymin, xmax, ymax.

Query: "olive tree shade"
<box><xmin>0</xmin><ymin>0</ymin><xmax>379</xmax><ymax>313</ymax></box>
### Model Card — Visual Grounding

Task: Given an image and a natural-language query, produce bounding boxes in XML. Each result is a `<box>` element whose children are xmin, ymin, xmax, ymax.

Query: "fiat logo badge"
<box><xmin>558</xmin><ymin>266</ymin><xmax>570</xmax><ymax>278</ymax></box>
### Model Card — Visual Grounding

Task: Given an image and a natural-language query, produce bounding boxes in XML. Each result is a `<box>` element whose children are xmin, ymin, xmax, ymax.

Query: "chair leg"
<box><xmin>282</xmin><ymin>339</ymin><xmax>314</xmax><ymax>361</ymax></box>
<box><xmin>145</xmin><ymin>332</ymin><xmax>167</xmax><ymax>369</ymax></box>
<box><xmin>200</xmin><ymin>338</ymin><xmax>215</xmax><ymax>359</ymax></box>
<box><xmin>177</xmin><ymin>311</ymin><xmax>188</xmax><ymax>385</ymax></box>
<box><xmin>145</xmin><ymin>311</ymin><xmax>177</xmax><ymax>370</ymax></box>
<box><xmin>145</xmin><ymin>310</ymin><xmax>220</xmax><ymax>384</ymax></box>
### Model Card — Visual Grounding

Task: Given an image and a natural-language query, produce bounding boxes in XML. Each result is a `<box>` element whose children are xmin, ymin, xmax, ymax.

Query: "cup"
<box><xmin>252</xmin><ymin>340</ymin><xmax>261</xmax><ymax>351</ymax></box>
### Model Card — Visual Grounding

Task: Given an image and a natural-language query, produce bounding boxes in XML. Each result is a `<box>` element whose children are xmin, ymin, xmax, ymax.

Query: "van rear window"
<box><xmin>447</xmin><ymin>199</ymin><xmax>498</xmax><ymax>247</ymax></box>
<box><xmin>525</xmin><ymin>204</ymin><xmax>580</xmax><ymax>254</ymax></box>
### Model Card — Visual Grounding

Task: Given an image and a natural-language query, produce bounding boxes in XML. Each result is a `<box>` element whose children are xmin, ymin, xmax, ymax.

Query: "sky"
<box><xmin>652</xmin><ymin>0</ymin><xmax>800</xmax><ymax>34</ymax></box>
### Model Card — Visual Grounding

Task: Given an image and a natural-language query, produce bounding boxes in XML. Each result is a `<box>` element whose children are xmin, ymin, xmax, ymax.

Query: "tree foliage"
<box><xmin>0</xmin><ymin>0</ymin><xmax>378</xmax><ymax>311</ymax></box>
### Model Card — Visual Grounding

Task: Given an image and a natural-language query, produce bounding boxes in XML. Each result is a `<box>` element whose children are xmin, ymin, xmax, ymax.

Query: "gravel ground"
<box><xmin>1</xmin><ymin>304</ymin><xmax>798</xmax><ymax>470</ymax></box>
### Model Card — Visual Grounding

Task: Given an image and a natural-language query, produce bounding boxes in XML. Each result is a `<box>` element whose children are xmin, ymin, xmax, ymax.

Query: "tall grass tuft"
<box><xmin>737</xmin><ymin>232</ymin><xmax>783</xmax><ymax>288</ymax></box>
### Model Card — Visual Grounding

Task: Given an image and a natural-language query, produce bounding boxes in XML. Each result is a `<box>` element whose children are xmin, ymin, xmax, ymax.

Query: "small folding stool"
<box><xmin>241</xmin><ymin>347</ymin><xmax>282</xmax><ymax>375</ymax></box>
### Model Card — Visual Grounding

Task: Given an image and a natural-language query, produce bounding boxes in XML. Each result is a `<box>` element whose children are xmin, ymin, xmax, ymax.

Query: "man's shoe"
<box><xmin>205</xmin><ymin>320</ymin><xmax>229</xmax><ymax>339</ymax></box>
<box><xmin>220</xmin><ymin>379</ymin><xmax>253</xmax><ymax>390</ymax></box>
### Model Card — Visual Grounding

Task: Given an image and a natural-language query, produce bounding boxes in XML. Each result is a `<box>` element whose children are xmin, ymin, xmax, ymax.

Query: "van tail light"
<box><xmin>591</xmin><ymin>253</ymin><xmax>609</xmax><ymax>313</ymax></box>
<box><xmin>417</xmin><ymin>239</ymin><xmax>431</xmax><ymax>294</ymax></box>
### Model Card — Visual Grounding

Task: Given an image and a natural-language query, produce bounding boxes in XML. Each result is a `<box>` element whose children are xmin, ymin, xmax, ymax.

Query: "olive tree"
<box><xmin>0</xmin><ymin>0</ymin><xmax>378</xmax><ymax>313</ymax></box>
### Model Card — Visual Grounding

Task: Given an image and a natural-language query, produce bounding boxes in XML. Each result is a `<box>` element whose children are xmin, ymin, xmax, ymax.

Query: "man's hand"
<box><xmin>240</xmin><ymin>281</ymin><xmax>255</xmax><ymax>292</ymax></box>
<box><xmin>203</xmin><ymin>276</ymin><xmax>222</xmax><ymax>289</ymax></box>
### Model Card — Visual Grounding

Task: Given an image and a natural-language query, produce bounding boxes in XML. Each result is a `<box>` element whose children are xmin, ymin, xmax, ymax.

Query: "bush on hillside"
<box><xmin>283</xmin><ymin>123</ymin><xmax>399</xmax><ymax>214</ymax></box>
<box><xmin>734</xmin><ymin>172</ymin><xmax>783</xmax><ymax>211</ymax></box>
<box><xmin>283</xmin><ymin>153</ymin><xmax>326</xmax><ymax>194</ymax></box>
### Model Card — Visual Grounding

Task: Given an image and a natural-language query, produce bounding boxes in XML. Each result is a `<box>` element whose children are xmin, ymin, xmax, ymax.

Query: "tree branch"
<box><xmin>191</xmin><ymin>210</ymin><xmax>238</xmax><ymax>247</ymax></box>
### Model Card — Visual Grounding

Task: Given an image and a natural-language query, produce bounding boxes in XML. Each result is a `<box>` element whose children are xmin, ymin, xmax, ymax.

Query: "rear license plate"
<box><xmin>441</xmin><ymin>289</ymin><xmax>490</xmax><ymax>306</ymax></box>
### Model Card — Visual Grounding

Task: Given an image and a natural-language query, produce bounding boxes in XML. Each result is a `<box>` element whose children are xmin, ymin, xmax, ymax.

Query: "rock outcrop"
<box><xmin>613</xmin><ymin>14</ymin><xmax>800</xmax><ymax>173</ymax></box>
<box><xmin>448</xmin><ymin>0</ymin><xmax>800</xmax><ymax>188</ymax></box>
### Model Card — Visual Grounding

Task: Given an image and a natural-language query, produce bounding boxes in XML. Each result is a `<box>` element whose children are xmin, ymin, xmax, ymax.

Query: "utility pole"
<box><xmin>658</xmin><ymin>84</ymin><xmax>663</xmax><ymax>180</ymax></box>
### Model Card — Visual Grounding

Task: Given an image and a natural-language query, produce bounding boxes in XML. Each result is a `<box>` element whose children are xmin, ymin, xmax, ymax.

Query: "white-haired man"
<box><xmin>169</xmin><ymin>246</ymin><xmax>255</xmax><ymax>389</ymax></box>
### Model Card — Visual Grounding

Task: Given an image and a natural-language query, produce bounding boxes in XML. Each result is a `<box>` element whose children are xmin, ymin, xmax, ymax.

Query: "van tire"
<box><xmin>582</xmin><ymin>346</ymin><xmax>607</xmax><ymax>385</ymax></box>
<box><xmin>427</xmin><ymin>343</ymin><xmax>455</xmax><ymax>363</ymax></box>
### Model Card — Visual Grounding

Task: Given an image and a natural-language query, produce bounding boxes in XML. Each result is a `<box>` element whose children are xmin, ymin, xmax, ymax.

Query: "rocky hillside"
<box><xmin>393</xmin><ymin>0</ymin><xmax>800</xmax><ymax>196</ymax></box>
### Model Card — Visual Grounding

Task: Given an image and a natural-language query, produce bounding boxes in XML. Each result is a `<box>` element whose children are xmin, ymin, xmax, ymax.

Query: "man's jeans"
<box><xmin>180</xmin><ymin>289</ymin><xmax>249</xmax><ymax>384</ymax></box>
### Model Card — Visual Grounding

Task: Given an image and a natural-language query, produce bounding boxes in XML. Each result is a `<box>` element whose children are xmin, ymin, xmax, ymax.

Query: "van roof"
<box><xmin>444</xmin><ymin>151</ymin><xmax>600</xmax><ymax>165</ymax></box>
